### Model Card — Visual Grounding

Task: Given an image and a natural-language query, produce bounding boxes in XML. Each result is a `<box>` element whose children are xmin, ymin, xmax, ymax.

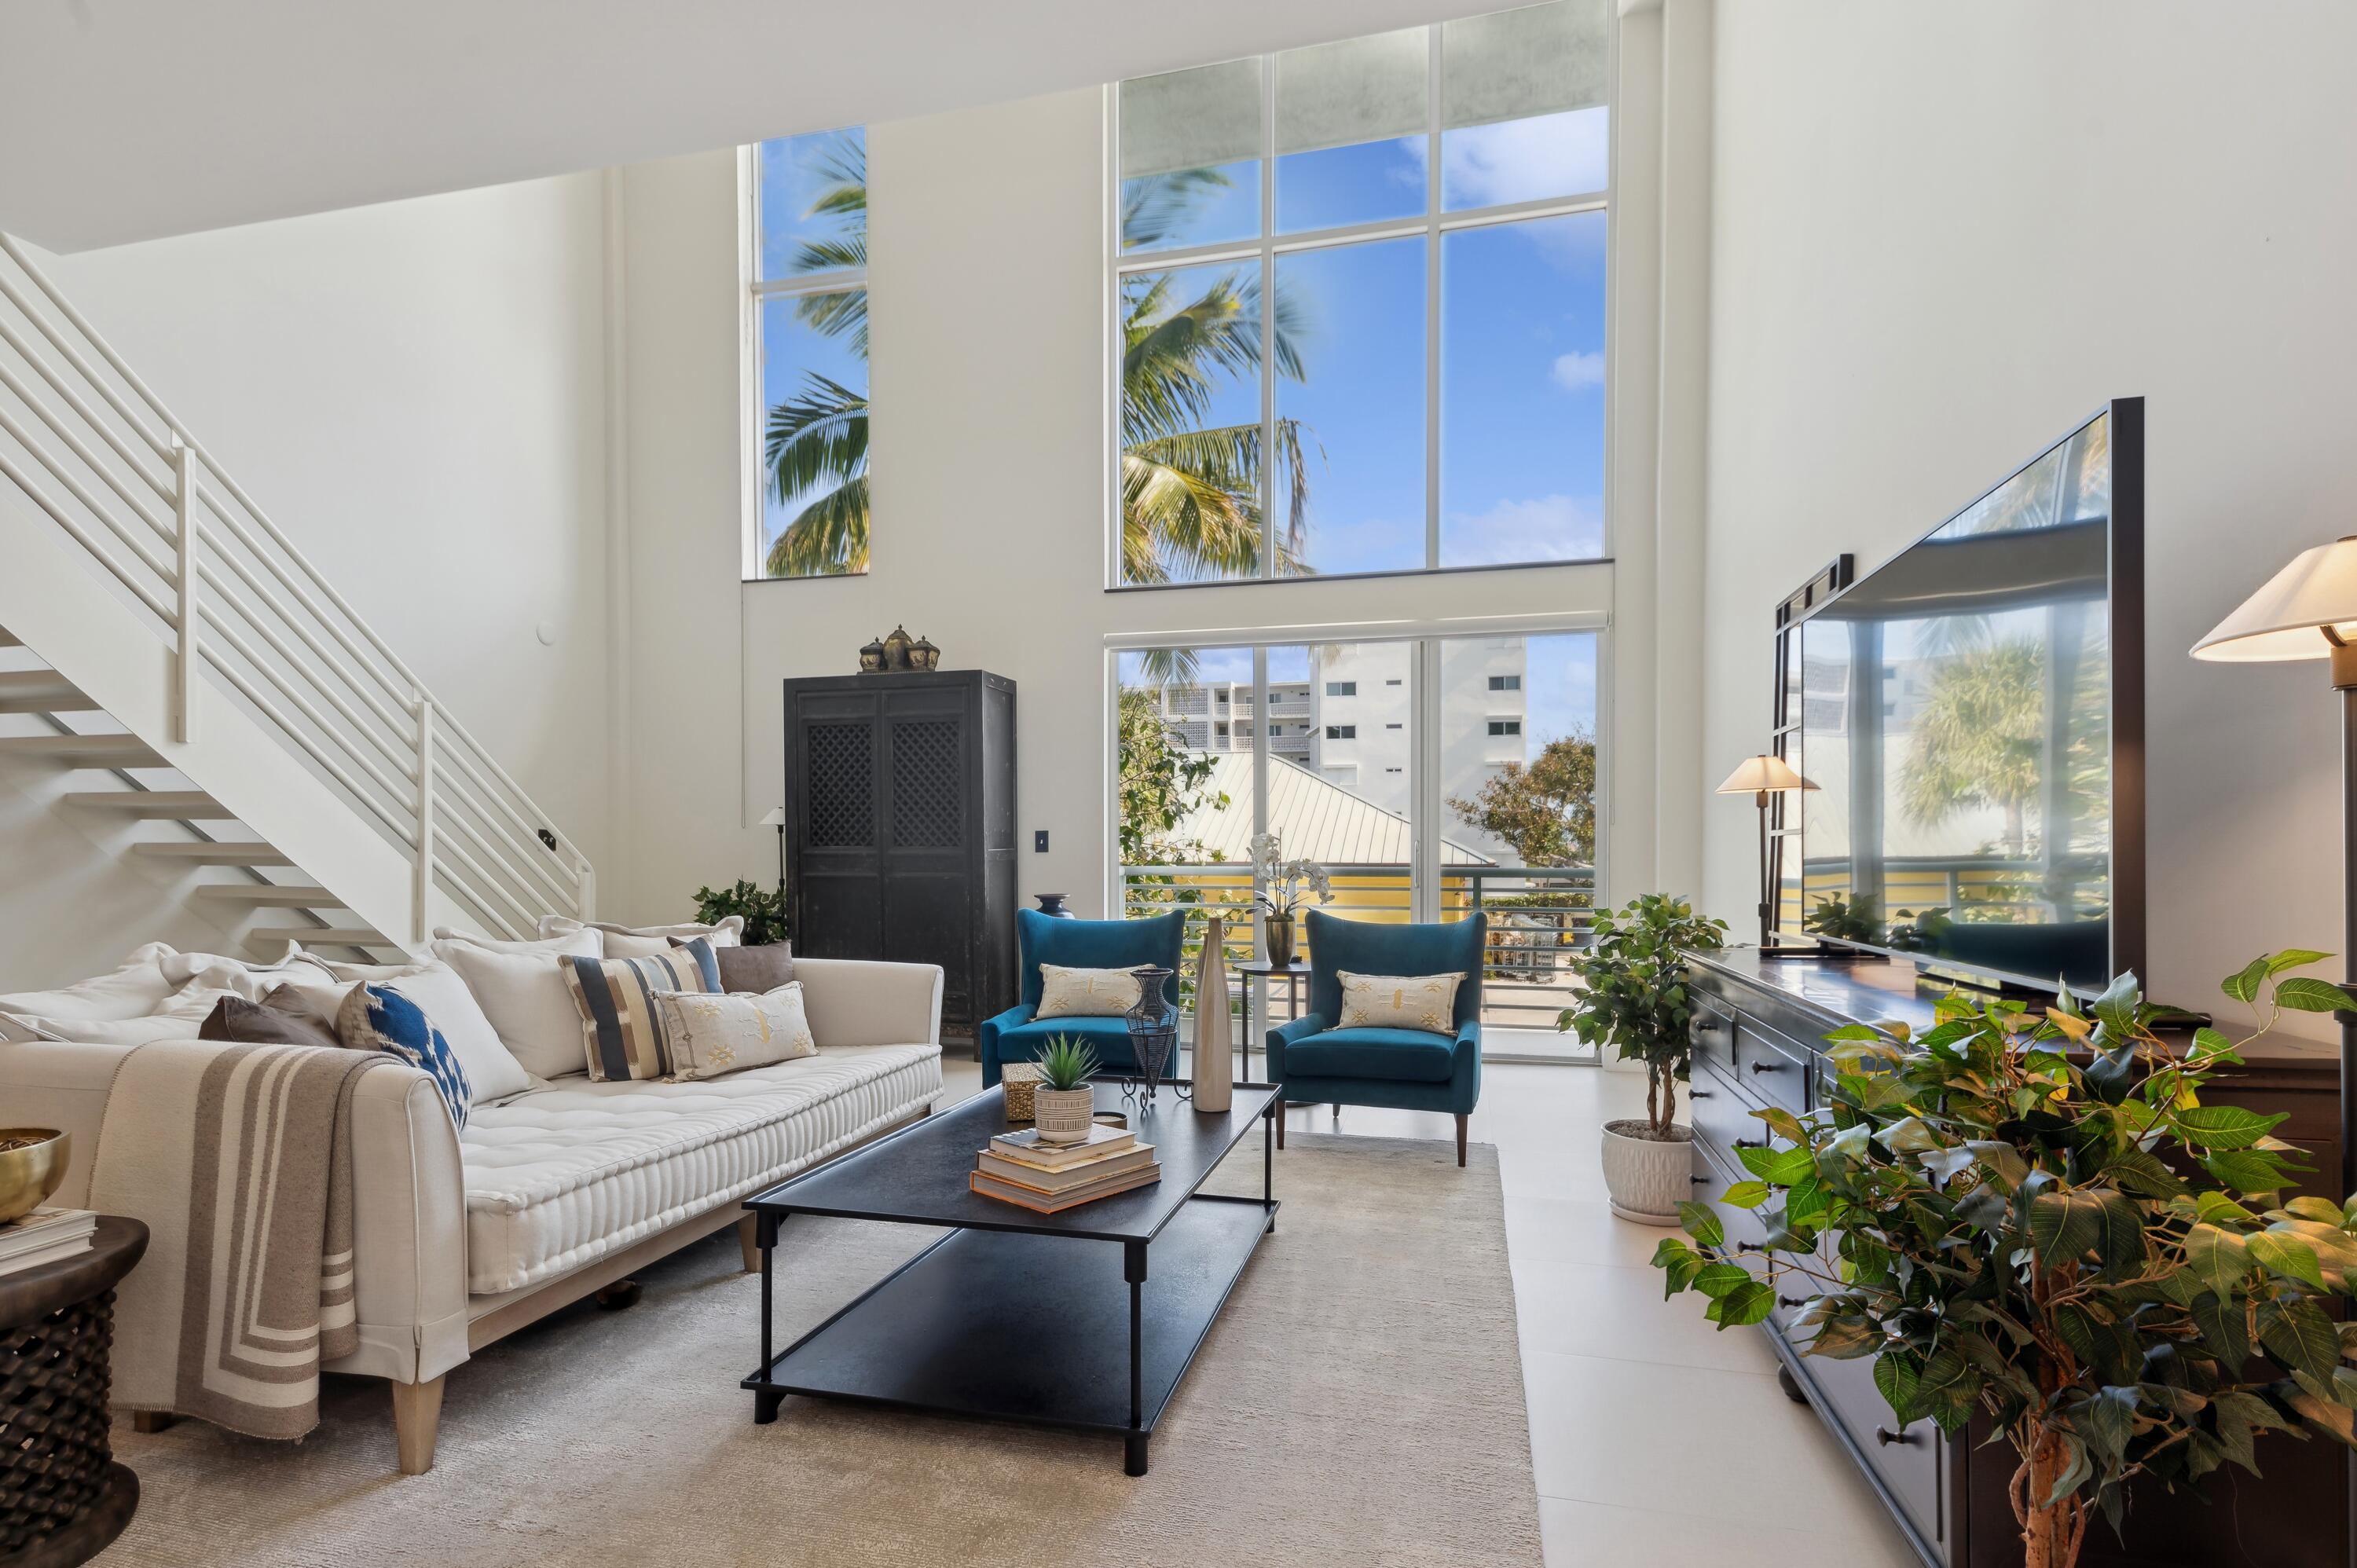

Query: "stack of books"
<box><xmin>0</xmin><ymin>1207</ymin><xmax>97</xmax><ymax>1278</ymax></box>
<box><xmin>970</xmin><ymin>1123</ymin><xmax>1160</xmax><ymax>1213</ymax></box>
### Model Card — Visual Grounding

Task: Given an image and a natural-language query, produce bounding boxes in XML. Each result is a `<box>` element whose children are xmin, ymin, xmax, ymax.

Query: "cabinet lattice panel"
<box><xmin>892</xmin><ymin>720</ymin><xmax>964</xmax><ymax>848</ymax></box>
<box><xmin>805</xmin><ymin>723</ymin><xmax>874</xmax><ymax>848</ymax></box>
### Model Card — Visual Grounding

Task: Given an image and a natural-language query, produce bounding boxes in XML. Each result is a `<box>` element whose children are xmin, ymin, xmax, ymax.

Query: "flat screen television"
<box><xmin>1777</xmin><ymin>398</ymin><xmax>2143</xmax><ymax>993</ymax></box>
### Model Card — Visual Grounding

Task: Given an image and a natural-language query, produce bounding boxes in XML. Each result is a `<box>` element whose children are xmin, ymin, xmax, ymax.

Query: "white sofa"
<box><xmin>4</xmin><ymin>954</ymin><xmax>945</xmax><ymax>1473</ymax></box>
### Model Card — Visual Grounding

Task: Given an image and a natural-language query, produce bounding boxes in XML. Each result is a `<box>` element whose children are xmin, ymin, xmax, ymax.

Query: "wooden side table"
<box><xmin>0</xmin><ymin>1216</ymin><xmax>147</xmax><ymax>1568</ymax></box>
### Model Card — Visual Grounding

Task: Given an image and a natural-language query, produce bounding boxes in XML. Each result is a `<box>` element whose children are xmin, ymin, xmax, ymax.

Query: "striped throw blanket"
<box><xmin>90</xmin><ymin>1039</ymin><xmax>397</xmax><ymax>1440</ymax></box>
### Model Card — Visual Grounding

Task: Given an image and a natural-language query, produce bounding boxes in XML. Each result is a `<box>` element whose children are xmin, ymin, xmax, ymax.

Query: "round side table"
<box><xmin>0</xmin><ymin>1215</ymin><xmax>147</xmax><ymax>1568</ymax></box>
<box><xmin>1233</xmin><ymin>959</ymin><xmax>1311</xmax><ymax>1082</ymax></box>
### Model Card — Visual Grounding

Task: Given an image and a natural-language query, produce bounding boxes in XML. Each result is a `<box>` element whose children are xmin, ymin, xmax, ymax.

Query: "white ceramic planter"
<box><xmin>1600</xmin><ymin>1119</ymin><xmax>1695</xmax><ymax>1224</ymax></box>
<box><xmin>1033</xmin><ymin>1086</ymin><xmax>1097</xmax><ymax>1145</ymax></box>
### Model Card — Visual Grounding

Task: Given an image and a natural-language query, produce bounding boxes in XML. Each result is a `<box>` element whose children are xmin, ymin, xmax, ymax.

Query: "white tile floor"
<box><xmin>941</xmin><ymin>1057</ymin><xmax>1918</xmax><ymax>1566</ymax></box>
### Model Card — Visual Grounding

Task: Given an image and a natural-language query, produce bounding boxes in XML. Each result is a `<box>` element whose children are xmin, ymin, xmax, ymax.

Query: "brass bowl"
<box><xmin>0</xmin><ymin>1128</ymin><xmax>69</xmax><ymax>1225</ymax></box>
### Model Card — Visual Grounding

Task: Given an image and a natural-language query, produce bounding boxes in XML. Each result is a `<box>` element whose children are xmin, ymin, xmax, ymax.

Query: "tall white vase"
<box><xmin>1192</xmin><ymin>915</ymin><xmax>1234</xmax><ymax>1112</ymax></box>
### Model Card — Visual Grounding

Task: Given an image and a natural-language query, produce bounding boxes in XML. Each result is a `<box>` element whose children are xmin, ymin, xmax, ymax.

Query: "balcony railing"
<box><xmin>1120</xmin><ymin>862</ymin><xmax>1597</xmax><ymax>1058</ymax></box>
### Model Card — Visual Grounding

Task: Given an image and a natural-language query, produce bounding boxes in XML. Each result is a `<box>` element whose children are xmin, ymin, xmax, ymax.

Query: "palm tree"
<box><xmin>764</xmin><ymin>154</ymin><xmax>1316</xmax><ymax>584</ymax></box>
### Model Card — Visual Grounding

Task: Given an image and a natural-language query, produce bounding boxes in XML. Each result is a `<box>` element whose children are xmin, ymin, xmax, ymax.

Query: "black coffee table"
<box><xmin>742</xmin><ymin>1080</ymin><xmax>1278</xmax><ymax>1475</ymax></box>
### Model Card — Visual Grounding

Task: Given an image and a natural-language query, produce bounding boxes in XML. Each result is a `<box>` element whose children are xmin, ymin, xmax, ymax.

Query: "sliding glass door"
<box><xmin>1114</xmin><ymin>626</ymin><xmax>1601</xmax><ymax>1061</ymax></box>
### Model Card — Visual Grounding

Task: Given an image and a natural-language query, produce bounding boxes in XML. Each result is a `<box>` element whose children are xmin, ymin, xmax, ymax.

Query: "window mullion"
<box><xmin>1424</xmin><ymin>23</ymin><xmax>1443</xmax><ymax>573</ymax></box>
<box><xmin>1259</xmin><ymin>59</ymin><xmax>1277</xmax><ymax>580</ymax></box>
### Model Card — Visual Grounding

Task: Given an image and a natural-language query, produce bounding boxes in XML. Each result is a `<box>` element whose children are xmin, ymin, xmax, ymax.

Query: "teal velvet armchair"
<box><xmin>1266</xmin><ymin>907</ymin><xmax>1486</xmax><ymax>1166</ymax></box>
<box><xmin>980</xmin><ymin>908</ymin><xmax>1186</xmax><ymax>1087</ymax></box>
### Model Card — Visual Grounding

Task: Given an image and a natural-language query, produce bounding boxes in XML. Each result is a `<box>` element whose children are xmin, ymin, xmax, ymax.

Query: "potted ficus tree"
<box><xmin>1559</xmin><ymin>892</ymin><xmax>1728</xmax><ymax>1223</ymax></box>
<box><xmin>1654</xmin><ymin>951</ymin><xmax>2357</xmax><ymax>1568</ymax></box>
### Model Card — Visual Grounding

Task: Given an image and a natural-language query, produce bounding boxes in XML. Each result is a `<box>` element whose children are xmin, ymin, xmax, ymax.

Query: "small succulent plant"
<box><xmin>1033</xmin><ymin>1035</ymin><xmax>1100</xmax><ymax>1092</ymax></box>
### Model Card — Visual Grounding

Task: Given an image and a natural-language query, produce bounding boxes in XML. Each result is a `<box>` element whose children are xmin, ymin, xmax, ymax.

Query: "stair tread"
<box><xmin>62</xmin><ymin>789</ymin><xmax>229</xmax><ymax>819</ymax></box>
<box><xmin>0</xmin><ymin>733</ymin><xmax>163</xmax><ymax>764</ymax></box>
<box><xmin>194</xmin><ymin>885</ymin><xmax>340</xmax><ymax>907</ymax></box>
<box><xmin>130</xmin><ymin>841</ymin><xmax>292</xmax><ymax>865</ymax></box>
<box><xmin>247</xmin><ymin>926</ymin><xmax>388</xmax><ymax>946</ymax></box>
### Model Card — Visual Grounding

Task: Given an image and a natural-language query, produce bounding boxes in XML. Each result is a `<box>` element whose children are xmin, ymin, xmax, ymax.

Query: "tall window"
<box><xmin>1111</xmin><ymin>0</ymin><xmax>1611</xmax><ymax>584</ymax></box>
<box><xmin>746</xmin><ymin>127</ymin><xmax>869</xmax><ymax>580</ymax></box>
<box><xmin>1115</xmin><ymin>628</ymin><xmax>1601</xmax><ymax>1056</ymax></box>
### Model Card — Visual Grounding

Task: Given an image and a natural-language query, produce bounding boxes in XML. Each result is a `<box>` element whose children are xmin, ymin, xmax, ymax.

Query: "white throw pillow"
<box><xmin>317</xmin><ymin>962</ymin><xmax>529</xmax><ymax>1103</ymax></box>
<box><xmin>653</xmin><ymin>984</ymin><xmax>817</xmax><ymax>1080</ymax></box>
<box><xmin>1336</xmin><ymin>971</ymin><xmax>1464</xmax><ymax>1035</ymax></box>
<box><xmin>0</xmin><ymin>941</ymin><xmax>178</xmax><ymax>1038</ymax></box>
<box><xmin>537</xmin><ymin>915</ymin><xmax>744</xmax><ymax>958</ymax></box>
<box><xmin>1034</xmin><ymin>963</ymin><xmax>1145</xmax><ymax>1020</ymax></box>
<box><xmin>428</xmin><ymin>929</ymin><xmax>602</xmax><ymax>1081</ymax></box>
<box><xmin>0</xmin><ymin>980</ymin><xmax>232</xmax><ymax>1045</ymax></box>
<box><xmin>162</xmin><ymin>943</ymin><xmax>339</xmax><ymax>1002</ymax></box>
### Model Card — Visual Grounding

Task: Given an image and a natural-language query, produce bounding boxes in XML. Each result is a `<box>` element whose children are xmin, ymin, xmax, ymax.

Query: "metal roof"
<box><xmin>1168</xmin><ymin>754</ymin><xmax>1494</xmax><ymax>866</ymax></box>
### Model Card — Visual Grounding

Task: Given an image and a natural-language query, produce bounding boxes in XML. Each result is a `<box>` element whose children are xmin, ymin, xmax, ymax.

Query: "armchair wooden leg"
<box><xmin>1456</xmin><ymin>1114</ymin><xmax>1468</xmax><ymax>1167</ymax></box>
<box><xmin>738</xmin><ymin>1213</ymin><xmax>761</xmax><ymax>1274</ymax></box>
<box><xmin>391</xmin><ymin>1374</ymin><xmax>445</xmax><ymax>1475</ymax></box>
<box><xmin>130</xmin><ymin>1411</ymin><xmax>177</xmax><ymax>1434</ymax></box>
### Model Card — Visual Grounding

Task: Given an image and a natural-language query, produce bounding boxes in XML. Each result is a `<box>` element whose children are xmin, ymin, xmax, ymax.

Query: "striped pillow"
<box><xmin>562</xmin><ymin>938</ymin><xmax>722</xmax><ymax>1082</ymax></box>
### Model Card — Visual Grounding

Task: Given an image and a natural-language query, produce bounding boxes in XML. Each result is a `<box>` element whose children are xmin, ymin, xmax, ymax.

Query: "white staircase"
<box><xmin>0</xmin><ymin>233</ymin><xmax>591</xmax><ymax>960</ymax></box>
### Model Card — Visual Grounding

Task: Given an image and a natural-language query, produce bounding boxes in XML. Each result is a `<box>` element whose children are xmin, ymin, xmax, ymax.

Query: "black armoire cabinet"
<box><xmin>783</xmin><ymin>670</ymin><xmax>1016</xmax><ymax>1046</ymax></box>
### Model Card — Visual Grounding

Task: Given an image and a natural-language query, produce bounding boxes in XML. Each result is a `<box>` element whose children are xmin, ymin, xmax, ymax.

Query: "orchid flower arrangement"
<box><xmin>1249</xmin><ymin>831</ymin><xmax>1332</xmax><ymax>918</ymax></box>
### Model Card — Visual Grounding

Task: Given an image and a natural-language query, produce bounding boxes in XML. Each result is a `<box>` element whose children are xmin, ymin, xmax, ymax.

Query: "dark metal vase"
<box><xmin>1263</xmin><ymin>914</ymin><xmax>1296</xmax><ymax>969</ymax></box>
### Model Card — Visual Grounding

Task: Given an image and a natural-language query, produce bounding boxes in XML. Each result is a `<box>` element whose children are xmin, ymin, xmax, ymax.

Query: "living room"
<box><xmin>2</xmin><ymin>2</ymin><xmax>2355</xmax><ymax>1566</ymax></box>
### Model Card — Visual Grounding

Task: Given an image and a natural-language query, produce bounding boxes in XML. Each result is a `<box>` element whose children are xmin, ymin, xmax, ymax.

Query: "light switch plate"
<box><xmin>1033</xmin><ymin>830</ymin><xmax>1049</xmax><ymax>852</ymax></box>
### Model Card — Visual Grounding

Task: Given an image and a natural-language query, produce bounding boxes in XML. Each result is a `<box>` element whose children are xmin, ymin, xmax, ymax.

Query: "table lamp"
<box><xmin>760</xmin><ymin>805</ymin><xmax>787</xmax><ymax>899</ymax></box>
<box><xmin>1716</xmin><ymin>753</ymin><xmax>1817</xmax><ymax>949</ymax></box>
<box><xmin>2192</xmin><ymin>535</ymin><xmax>2357</xmax><ymax>1198</ymax></box>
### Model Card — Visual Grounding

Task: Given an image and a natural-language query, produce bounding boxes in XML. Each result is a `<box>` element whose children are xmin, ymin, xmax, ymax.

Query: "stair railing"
<box><xmin>0</xmin><ymin>233</ymin><xmax>592</xmax><ymax>943</ymax></box>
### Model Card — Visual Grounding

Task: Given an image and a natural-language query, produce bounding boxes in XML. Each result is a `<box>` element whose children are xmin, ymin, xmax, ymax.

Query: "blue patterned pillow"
<box><xmin>337</xmin><ymin>981</ymin><xmax>472</xmax><ymax>1130</ymax></box>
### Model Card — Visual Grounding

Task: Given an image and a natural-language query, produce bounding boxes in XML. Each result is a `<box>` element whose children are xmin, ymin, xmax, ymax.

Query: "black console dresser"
<box><xmin>783</xmin><ymin>670</ymin><xmax>1017</xmax><ymax>1046</ymax></box>
<box><xmin>1685</xmin><ymin>947</ymin><xmax>2345</xmax><ymax>1568</ymax></box>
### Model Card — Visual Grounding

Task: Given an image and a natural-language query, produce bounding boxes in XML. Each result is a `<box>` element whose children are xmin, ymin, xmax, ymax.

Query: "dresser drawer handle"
<box><xmin>1691</xmin><ymin>1174</ymin><xmax>1710</xmax><ymax>1185</ymax></box>
<box><xmin>1733</xmin><ymin>1138</ymin><xmax>1765</xmax><ymax>1149</ymax></box>
<box><xmin>1779</xmin><ymin>1295</ymin><xmax>1809</xmax><ymax>1308</ymax></box>
<box><xmin>1736</xmin><ymin>1240</ymin><xmax>1765</xmax><ymax>1254</ymax></box>
<box><xmin>1875</xmin><ymin>1426</ymin><xmax>1917</xmax><ymax>1447</ymax></box>
<box><xmin>1749</xmin><ymin>1061</ymin><xmax>1780</xmax><ymax>1075</ymax></box>
<box><xmin>1689</xmin><ymin>1088</ymin><xmax>1714</xmax><ymax>1100</ymax></box>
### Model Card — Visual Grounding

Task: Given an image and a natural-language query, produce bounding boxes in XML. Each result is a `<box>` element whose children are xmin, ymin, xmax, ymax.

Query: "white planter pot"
<box><xmin>1033</xmin><ymin>1086</ymin><xmax>1097</xmax><ymax>1145</ymax></box>
<box><xmin>1600</xmin><ymin>1119</ymin><xmax>1695</xmax><ymax>1225</ymax></box>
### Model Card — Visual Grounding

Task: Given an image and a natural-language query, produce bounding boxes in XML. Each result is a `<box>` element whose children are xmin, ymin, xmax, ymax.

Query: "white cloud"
<box><xmin>1550</xmin><ymin>350</ymin><xmax>1604</xmax><ymax>392</ymax></box>
<box><xmin>1441</xmin><ymin>112</ymin><xmax>1610</xmax><ymax>211</ymax></box>
<box><xmin>1442</xmin><ymin>494</ymin><xmax>1604</xmax><ymax>566</ymax></box>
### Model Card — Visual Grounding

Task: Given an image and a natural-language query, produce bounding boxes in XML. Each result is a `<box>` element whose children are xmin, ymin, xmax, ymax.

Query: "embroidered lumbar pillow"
<box><xmin>337</xmin><ymin>982</ymin><xmax>472</xmax><ymax>1129</ymax></box>
<box><xmin>562</xmin><ymin>938</ymin><xmax>723</xmax><ymax>1082</ymax></box>
<box><xmin>1034</xmin><ymin>963</ymin><xmax>1145</xmax><ymax>1019</ymax></box>
<box><xmin>653</xmin><ymin>983</ymin><xmax>818</xmax><ymax>1081</ymax></box>
<box><xmin>1336</xmin><ymin>971</ymin><xmax>1464</xmax><ymax>1035</ymax></box>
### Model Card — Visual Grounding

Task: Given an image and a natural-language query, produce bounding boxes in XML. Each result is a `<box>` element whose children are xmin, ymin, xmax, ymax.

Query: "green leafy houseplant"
<box><xmin>692</xmin><ymin>880</ymin><xmax>787</xmax><ymax>947</ymax></box>
<box><xmin>1654</xmin><ymin>952</ymin><xmax>2357</xmax><ymax>1568</ymax></box>
<box><xmin>1033</xmin><ymin>1035</ymin><xmax>1102</xmax><ymax>1093</ymax></box>
<box><xmin>1558</xmin><ymin>893</ymin><xmax>1728</xmax><ymax>1139</ymax></box>
<box><xmin>1803</xmin><ymin>891</ymin><xmax>1879</xmax><ymax>944</ymax></box>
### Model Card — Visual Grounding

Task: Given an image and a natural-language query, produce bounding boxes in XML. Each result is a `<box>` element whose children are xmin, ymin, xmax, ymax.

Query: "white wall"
<box><xmin>0</xmin><ymin>174</ymin><xmax>613</xmax><ymax>984</ymax></box>
<box><xmin>1701</xmin><ymin>0</ymin><xmax>2357</xmax><ymax>1030</ymax></box>
<box><xmin>27</xmin><ymin>174</ymin><xmax>617</xmax><ymax>900</ymax></box>
<box><xmin>614</xmin><ymin>89</ymin><xmax>1621</xmax><ymax>925</ymax></box>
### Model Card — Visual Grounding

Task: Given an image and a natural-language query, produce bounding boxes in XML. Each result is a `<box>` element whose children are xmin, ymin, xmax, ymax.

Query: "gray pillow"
<box><xmin>677</xmin><ymin>937</ymin><xmax>794</xmax><ymax>993</ymax></box>
<box><xmin>200</xmin><ymin>984</ymin><xmax>346</xmax><ymax>1050</ymax></box>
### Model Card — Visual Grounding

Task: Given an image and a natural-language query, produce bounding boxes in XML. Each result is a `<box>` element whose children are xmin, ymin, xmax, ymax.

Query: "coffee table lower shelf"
<box><xmin>742</xmin><ymin>1192</ymin><xmax>1274</xmax><ymax>1475</ymax></box>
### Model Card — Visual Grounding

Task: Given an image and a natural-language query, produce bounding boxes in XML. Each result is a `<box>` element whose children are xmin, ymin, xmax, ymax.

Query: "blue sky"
<box><xmin>1122</xmin><ymin>108</ymin><xmax>1611</xmax><ymax>577</ymax></box>
<box><xmin>757</xmin><ymin>130</ymin><xmax>868</xmax><ymax>563</ymax></box>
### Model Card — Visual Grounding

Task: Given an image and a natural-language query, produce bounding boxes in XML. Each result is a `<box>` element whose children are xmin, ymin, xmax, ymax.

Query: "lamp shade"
<box><xmin>1716</xmin><ymin>754</ymin><xmax>1816</xmax><ymax>795</ymax></box>
<box><xmin>759</xmin><ymin>806</ymin><xmax>788</xmax><ymax>827</ymax></box>
<box><xmin>2192</xmin><ymin>537</ymin><xmax>2357</xmax><ymax>661</ymax></box>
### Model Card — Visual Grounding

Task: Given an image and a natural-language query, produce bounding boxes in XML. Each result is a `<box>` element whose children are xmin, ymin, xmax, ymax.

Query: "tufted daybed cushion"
<box><xmin>458</xmin><ymin>1042</ymin><xmax>941</xmax><ymax>1294</ymax></box>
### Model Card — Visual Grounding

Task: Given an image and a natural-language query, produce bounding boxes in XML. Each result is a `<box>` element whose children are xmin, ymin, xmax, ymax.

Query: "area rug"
<box><xmin>107</xmin><ymin>1134</ymin><xmax>1543</xmax><ymax>1567</ymax></box>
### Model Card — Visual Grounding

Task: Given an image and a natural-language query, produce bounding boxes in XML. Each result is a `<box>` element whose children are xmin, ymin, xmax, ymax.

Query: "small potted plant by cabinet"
<box><xmin>1030</xmin><ymin>1036</ymin><xmax>1101</xmax><ymax>1145</ymax></box>
<box><xmin>1559</xmin><ymin>893</ymin><xmax>1727</xmax><ymax>1223</ymax></box>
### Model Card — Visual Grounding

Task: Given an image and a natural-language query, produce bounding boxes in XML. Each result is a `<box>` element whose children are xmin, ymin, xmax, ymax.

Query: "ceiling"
<box><xmin>0</xmin><ymin>0</ymin><xmax>1512</xmax><ymax>253</ymax></box>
